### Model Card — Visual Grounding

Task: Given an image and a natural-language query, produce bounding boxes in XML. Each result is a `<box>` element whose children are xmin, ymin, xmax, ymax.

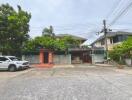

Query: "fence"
<box><xmin>22</xmin><ymin>55</ymin><xmax>39</xmax><ymax>64</ymax></box>
<box><xmin>53</xmin><ymin>54</ymin><xmax>71</xmax><ymax>64</ymax></box>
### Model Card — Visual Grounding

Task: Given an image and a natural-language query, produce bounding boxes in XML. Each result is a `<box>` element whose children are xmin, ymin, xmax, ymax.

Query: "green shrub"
<box><xmin>109</xmin><ymin>36</ymin><xmax>132</xmax><ymax>63</ymax></box>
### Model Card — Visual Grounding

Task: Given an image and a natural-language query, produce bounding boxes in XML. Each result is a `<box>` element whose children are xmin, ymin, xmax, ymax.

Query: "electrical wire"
<box><xmin>106</xmin><ymin>0</ymin><xmax>123</xmax><ymax>20</ymax></box>
<box><xmin>108</xmin><ymin>0</ymin><xmax>132</xmax><ymax>27</ymax></box>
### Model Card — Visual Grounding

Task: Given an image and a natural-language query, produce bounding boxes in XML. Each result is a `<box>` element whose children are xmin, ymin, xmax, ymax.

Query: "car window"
<box><xmin>0</xmin><ymin>57</ymin><xmax>8</xmax><ymax>61</ymax></box>
<box><xmin>9</xmin><ymin>57</ymin><xmax>20</xmax><ymax>61</ymax></box>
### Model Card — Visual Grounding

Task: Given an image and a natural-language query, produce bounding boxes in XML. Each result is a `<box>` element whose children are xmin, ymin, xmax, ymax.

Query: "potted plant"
<box><xmin>125</xmin><ymin>58</ymin><xmax>132</xmax><ymax>67</ymax></box>
<box><xmin>124</xmin><ymin>51</ymin><xmax>132</xmax><ymax>67</ymax></box>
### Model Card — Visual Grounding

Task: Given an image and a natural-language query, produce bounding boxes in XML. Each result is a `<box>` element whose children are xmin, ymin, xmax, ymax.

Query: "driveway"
<box><xmin>0</xmin><ymin>65</ymin><xmax>132</xmax><ymax>100</ymax></box>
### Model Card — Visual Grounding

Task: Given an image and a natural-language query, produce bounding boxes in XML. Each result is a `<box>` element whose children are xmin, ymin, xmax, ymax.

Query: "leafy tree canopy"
<box><xmin>61</xmin><ymin>36</ymin><xmax>80</xmax><ymax>47</ymax></box>
<box><xmin>109</xmin><ymin>36</ymin><xmax>132</xmax><ymax>62</ymax></box>
<box><xmin>42</xmin><ymin>26</ymin><xmax>55</xmax><ymax>37</ymax></box>
<box><xmin>23</xmin><ymin>35</ymin><xmax>80</xmax><ymax>53</ymax></box>
<box><xmin>0</xmin><ymin>3</ymin><xmax>31</xmax><ymax>56</ymax></box>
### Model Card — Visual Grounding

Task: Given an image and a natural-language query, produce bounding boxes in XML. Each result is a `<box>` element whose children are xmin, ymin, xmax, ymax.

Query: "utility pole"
<box><xmin>103</xmin><ymin>20</ymin><xmax>108</xmax><ymax>60</ymax></box>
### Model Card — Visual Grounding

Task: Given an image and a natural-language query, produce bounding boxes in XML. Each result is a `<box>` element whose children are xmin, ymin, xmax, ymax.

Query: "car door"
<box><xmin>0</xmin><ymin>57</ymin><xmax>9</xmax><ymax>69</ymax></box>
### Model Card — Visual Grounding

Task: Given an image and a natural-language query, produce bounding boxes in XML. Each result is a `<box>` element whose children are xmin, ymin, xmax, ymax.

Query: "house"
<box><xmin>55</xmin><ymin>34</ymin><xmax>92</xmax><ymax>64</ymax></box>
<box><xmin>54</xmin><ymin>34</ymin><xmax>92</xmax><ymax>64</ymax></box>
<box><xmin>55</xmin><ymin>34</ymin><xmax>86</xmax><ymax>43</ymax></box>
<box><xmin>90</xmin><ymin>31</ymin><xmax>132</xmax><ymax>63</ymax></box>
<box><xmin>23</xmin><ymin>34</ymin><xmax>92</xmax><ymax>68</ymax></box>
<box><xmin>91</xmin><ymin>31</ymin><xmax>132</xmax><ymax>51</ymax></box>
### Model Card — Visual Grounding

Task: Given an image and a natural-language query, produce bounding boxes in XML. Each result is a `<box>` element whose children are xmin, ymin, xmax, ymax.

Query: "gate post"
<box><xmin>48</xmin><ymin>52</ymin><xmax>53</xmax><ymax>64</ymax></box>
<box><xmin>40</xmin><ymin>49</ymin><xmax>44</xmax><ymax>64</ymax></box>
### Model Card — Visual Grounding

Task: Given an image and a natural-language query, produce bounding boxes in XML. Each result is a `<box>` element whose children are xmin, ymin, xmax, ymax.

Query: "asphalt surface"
<box><xmin>0</xmin><ymin>65</ymin><xmax>132</xmax><ymax>100</ymax></box>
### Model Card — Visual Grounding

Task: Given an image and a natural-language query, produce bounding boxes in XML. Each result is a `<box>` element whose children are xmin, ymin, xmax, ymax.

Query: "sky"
<box><xmin>0</xmin><ymin>0</ymin><xmax>132</xmax><ymax>45</ymax></box>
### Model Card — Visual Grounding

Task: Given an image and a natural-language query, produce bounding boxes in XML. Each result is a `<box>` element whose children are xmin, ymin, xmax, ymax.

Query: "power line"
<box><xmin>109</xmin><ymin>0</ymin><xmax>132</xmax><ymax>27</ymax></box>
<box><xmin>30</xmin><ymin>23</ymin><xmax>99</xmax><ymax>30</ymax></box>
<box><xmin>108</xmin><ymin>0</ymin><xmax>125</xmax><ymax>19</ymax></box>
<box><xmin>106</xmin><ymin>0</ymin><xmax>123</xmax><ymax>20</ymax></box>
<box><xmin>30</xmin><ymin>24</ymin><xmax>100</xmax><ymax>33</ymax></box>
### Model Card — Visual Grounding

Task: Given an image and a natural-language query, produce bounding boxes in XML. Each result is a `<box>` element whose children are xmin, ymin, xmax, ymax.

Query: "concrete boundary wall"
<box><xmin>53</xmin><ymin>54</ymin><xmax>71</xmax><ymax>64</ymax></box>
<box><xmin>92</xmin><ymin>54</ymin><xmax>105</xmax><ymax>64</ymax></box>
<box><xmin>22</xmin><ymin>55</ymin><xmax>39</xmax><ymax>64</ymax></box>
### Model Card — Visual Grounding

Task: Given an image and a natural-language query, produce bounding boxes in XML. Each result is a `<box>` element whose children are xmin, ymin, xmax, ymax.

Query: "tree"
<box><xmin>23</xmin><ymin>36</ymin><xmax>66</xmax><ymax>52</ymax></box>
<box><xmin>109</xmin><ymin>36</ymin><xmax>132</xmax><ymax>63</ymax></box>
<box><xmin>121</xmin><ymin>36</ymin><xmax>132</xmax><ymax>55</ymax></box>
<box><xmin>0</xmin><ymin>4</ymin><xmax>31</xmax><ymax>56</ymax></box>
<box><xmin>61</xmin><ymin>36</ymin><xmax>80</xmax><ymax>47</ymax></box>
<box><xmin>42</xmin><ymin>25</ymin><xmax>55</xmax><ymax>37</ymax></box>
<box><xmin>109</xmin><ymin>45</ymin><xmax>123</xmax><ymax>62</ymax></box>
<box><xmin>23</xmin><ymin>35</ymin><xmax>80</xmax><ymax>53</ymax></box>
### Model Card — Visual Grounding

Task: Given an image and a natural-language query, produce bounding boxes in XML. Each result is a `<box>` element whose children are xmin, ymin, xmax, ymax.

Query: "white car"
<box><xmin>0</xmin><ymin>56</ymin><xmax>29</xmax><ymax>72</ymax></box>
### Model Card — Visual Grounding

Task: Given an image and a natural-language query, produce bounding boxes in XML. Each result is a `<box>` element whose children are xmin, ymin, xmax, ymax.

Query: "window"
<box><xmin>113</xmin><ymin>35</ymin><xmax>128</xmax><ymax>43</ymax></box>
<box><xmin>0</xmin><ymin>57</ymin><xmax>8</xmax><ymax>61</ymax></box>
<box><xmin>118</xmin><ymin>35</ymin><xmax>123</xmax><ymax>42</ymax></box>
<box><xmin>113</xmin><ymin>36</ymin><xmax>118</xmax><ymax>43</ymax></box>
<box><xmin>101</xmin><ymin>39</ymin><xmax>105</xmax><ymax>45</ymax></box>
<box><xmin>93</xmin><ymin>50</ymin><xmax>104</xmax><ymax>54</ymax></box>
<box><xmin>9</xmin><ymin>57</ymin><xmax>20</xmax><ymax>61</ymax></box>
<box><xmin>110</xmin><ymin>38</ymin><xmax>113</xmax><ymax>44</ymax></box>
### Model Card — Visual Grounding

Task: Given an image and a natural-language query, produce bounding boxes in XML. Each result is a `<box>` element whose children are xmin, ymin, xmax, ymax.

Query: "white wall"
<box><xmin>92</xmin><ymin>54</ymin><xmax>105</xmax><ymax>64</ymax></box>
<box><xmin>22</xmin><ymin>55</ymin><xmax>39</xmax><ymax>64</ymax></box>
<box><xmin>107</xmin><ymin>38</ymin><xmax>111</xmax><ymax>45</ymax></box>
<box><xmin>53</xmin><ymin>54</ymin><xmax>71</xmax><ymax>64</ymax></box>
<box><xmin>95</xmin><ymin>42</ymin><xmax>102</xmax><ymax>47</ymax></box>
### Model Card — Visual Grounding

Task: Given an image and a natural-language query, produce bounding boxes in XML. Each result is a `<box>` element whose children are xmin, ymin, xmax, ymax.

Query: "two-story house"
<box><xmin>91</xmin><ymin>31</ymin><xmax>132</xmax><ymax>51</ymax></box>
<box><xmin>23</xmin><ymin>34</ymin><xmax>92</xmax><ymax>68</ymax></box>
<box><xmin>55</xmin><ymin>34</ymin><xmax>92</xmax><ymax>64</ymax></box>
<box><xmin>90</xmin><ymin>31</ymin><xmax>132</xmax><ymax>63</ymax></box>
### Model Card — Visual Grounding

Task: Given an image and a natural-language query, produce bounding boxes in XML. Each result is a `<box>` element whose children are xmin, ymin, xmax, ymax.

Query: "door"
<box><xmin>0</xmin><ymin>57</ymin><xmax>9</xmax><ymax>69</ymax></box>
<box><xmin>44</xmin><ymin>52</ymin><xmax>49</xmax><ymax>63</ymax></box>
<box><xmin>83</xmin><ymin>53</ymin><xmax>92</xmax><ymax>63</ymax></box>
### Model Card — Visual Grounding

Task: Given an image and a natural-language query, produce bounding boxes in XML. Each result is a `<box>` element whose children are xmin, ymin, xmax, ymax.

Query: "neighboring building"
<box><xmin>91</xmin><ymin>31</ymin><xmax>132</xmax><ymax>51</ymax></box>
<box><xmin>90</xmin><ymin>31</ymin><xmax>132</xmax><ymax>64</ymax></box>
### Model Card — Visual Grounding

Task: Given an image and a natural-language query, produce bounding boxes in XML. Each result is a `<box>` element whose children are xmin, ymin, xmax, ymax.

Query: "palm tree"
<box><xmin>42</xmin><ymin>25</ymin><xmax>55</xmax><ymax>37</ymax></box>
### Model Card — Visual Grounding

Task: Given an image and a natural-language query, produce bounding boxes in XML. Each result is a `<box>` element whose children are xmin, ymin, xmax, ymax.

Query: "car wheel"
<box><xmin>8</xmin><ymin>65</ymin><xmax>16</xmax><ymax>72</ymax></box>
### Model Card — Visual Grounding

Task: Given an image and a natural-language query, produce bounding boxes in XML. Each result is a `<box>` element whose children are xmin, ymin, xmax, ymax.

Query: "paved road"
<box><xmin>0</xmin><ymin>66</ymin><xmax>132</xmax><ymax>100</ymax></box>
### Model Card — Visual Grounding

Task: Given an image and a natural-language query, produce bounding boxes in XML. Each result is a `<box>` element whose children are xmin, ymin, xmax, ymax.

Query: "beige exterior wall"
<box><xmin>94</xmin><ymin>41</ymin><xmax>104</xmax><ymax>47</ymax></box>
<box><xmin>93</xmin><ymin>38</ymin><xmax>122</xmax><ymax>51</ymax></box>
<box><xmin>108</xmin><ymin>42</ymin><xmax>122</xmax><ymax>50</ymax></box>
